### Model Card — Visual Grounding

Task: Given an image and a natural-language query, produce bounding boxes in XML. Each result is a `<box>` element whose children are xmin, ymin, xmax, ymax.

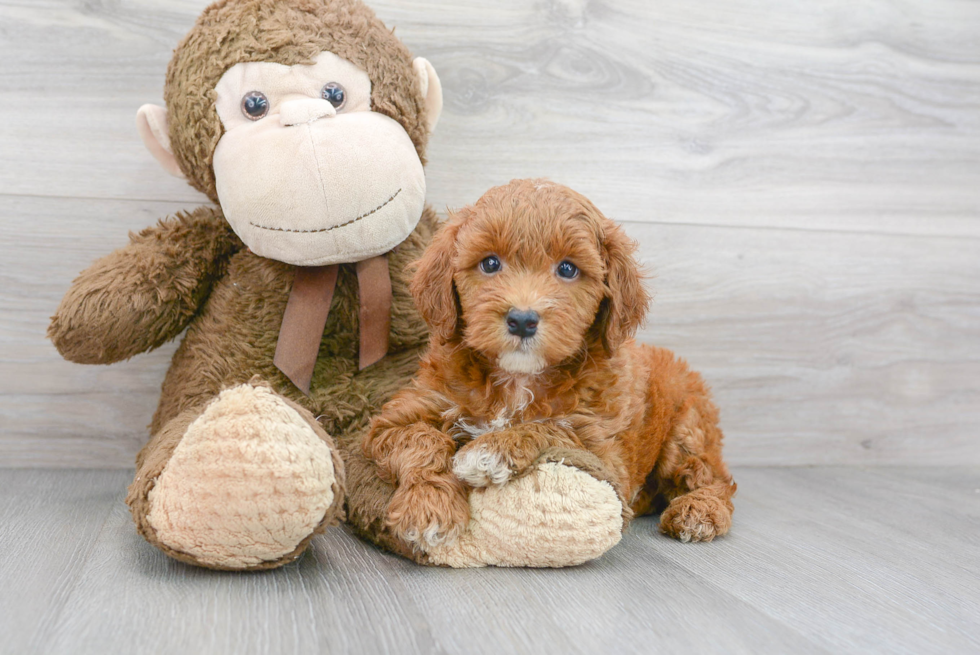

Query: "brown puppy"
<box><xmin>364</xmin><ymin>179</ymin><xmax>735</xmax><ymax>549</ymax></box>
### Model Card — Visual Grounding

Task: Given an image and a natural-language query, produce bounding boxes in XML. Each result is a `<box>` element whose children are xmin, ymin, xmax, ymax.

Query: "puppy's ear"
<box><xmin>411</xmin><ymin>210</ymin><xmax>467</xmax><ymax>341</ymax></box>
<box><xmin>592</xmin><ymin>221</ymin><xmax>650</xmax><ymax>354</ymax></box>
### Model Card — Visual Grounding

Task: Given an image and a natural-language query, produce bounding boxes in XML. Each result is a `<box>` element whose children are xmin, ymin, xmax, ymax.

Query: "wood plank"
<box><xmin>0</xmin><ymin>0</ymin><xmax>209</xmax><ymax>204</ymax></box>
<box><xmin>644</xmin><ymin>467</ymin><xmax>980</xmax><ymax>654</ymax></box>
<box><xmin>632</xmin><ymin>221</ymin><xmax>980</xmax><ymax>466</ymax></box>
<box><xmin>772</xmin><ymin>466</ymin><xmax>980</xmax><ymax>553</ymax></box>
<box><xmin>0</xmin><ymin>0</ymin><xmax>977</xmax><ymax>237</ymax></box>
<box><xmin>35</xmin><ymin>468</ymin><xmax>826</xmax><ymax>655</ymax></box>
<box><xmin>8</xmin><ymin>467</ymin><xmax>977</xmax><ymax>654</ymax></box>
<box><xmin>868</xmin><ymin>466</ymin><xmax>980</xmax><ymax>507</ymax></box>
<box><xmin>408</xmin><ymin>0</ymin><xmax>980</xmax><ymax>238</ymax></box>
<box><xmin>0</xmin><ymin>469</ymin><xmax>131</xmax><ymax>653</ymax></box>
<box><xmin>36</xmin><ymin>501</ymin><xmax>442</xmax><ymax>655</ymax></box>
<box><xmin>0</xmin><ymin>195</ymin><xmax>188</xmax><ymax>467</ymax></box>
<box><xmin>4</xmin><ymin>195</ymin><xmax>977</xmax><ymax>466</ymax></box>
<box><xmin>387</xmin><ymin>538</ymin><xmax>826</xmax><ymax>655</ymax></box>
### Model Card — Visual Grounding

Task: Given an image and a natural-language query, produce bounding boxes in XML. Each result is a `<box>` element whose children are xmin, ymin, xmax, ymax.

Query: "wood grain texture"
<box><xmin>0</xmin><ymin>469</ymin><xmax>131</xmax><ymax>652</ymax></box>
<box><xmin>650</xmin><ymin>467</ymin><xmax>980</xmax><ymax>654</ymax></box>
<box><xmin>2</xmin><ymin>467</ymin><xmax>977</xmax><ymax>654</ymax></box>
<box><xmin>3</xmin><ymin>198</ymin><xmax>977</xmax><ymax>466</ymax></box>
<box><xmin>1</xmin><ymin>0</ymin><xmax>978</xmax><ymax>235</ymax></box>
<box><xmin>1</xmin><ymin>0</ymin><xmax>978</xmax><ymax>466</ymax></box>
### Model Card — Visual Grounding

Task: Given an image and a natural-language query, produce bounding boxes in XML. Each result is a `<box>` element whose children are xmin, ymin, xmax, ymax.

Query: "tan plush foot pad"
<box><xmin>424</xmin><ymin>462</ymin><xmax>623</xmax><ymax>568</ymax></box>
<box><xmin>146</xmin><ymin>384</ymin><xmax>337</xmax><ymax>569</ymax></box>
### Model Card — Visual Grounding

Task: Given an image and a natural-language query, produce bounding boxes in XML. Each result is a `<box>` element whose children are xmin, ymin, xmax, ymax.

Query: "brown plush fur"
<box><xmin>48</xmin><ymin>207</ymin><xmax>241</xmax><ymax>364</ymax></box>
<box><xmin>166</xmin><ymin>0</ymin><xmax>431</xmax><ymax>202</ymax></box>
<box><xmin>51</xmin><ymin>200</ymin><xmax>437</xmax><ymax>568</ymax></box>
<box><xmin>47</xmin><ymin>0</ymin><xmax>442</xmax><ymax>569</ymax></box>
<box><xmin>364</xmin><ymin>180</ymin><xmax>736</xmax><ymax>548</ymax></box>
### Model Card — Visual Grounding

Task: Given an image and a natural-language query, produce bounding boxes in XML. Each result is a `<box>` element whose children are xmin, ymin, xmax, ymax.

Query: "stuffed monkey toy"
<box><xmin>49</xmin><ymin>0</ymin><xmax>625</xmax><ymax>570</ymax></box>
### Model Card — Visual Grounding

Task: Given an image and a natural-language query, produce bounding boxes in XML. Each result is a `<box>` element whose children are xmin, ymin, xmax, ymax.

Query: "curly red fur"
<box><xmin>364</xmin><ymin>179</ymin><xmax>736</xmax><ymax>548</ymax></box>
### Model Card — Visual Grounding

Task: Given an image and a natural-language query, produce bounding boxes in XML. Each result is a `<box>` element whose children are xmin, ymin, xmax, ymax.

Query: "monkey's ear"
<box><xmin>136</xmin><ymin>104</ymin><xmax>184</xmax><ymax>178</ymax></box>
<box><xmin>413</xmin><ymin>57</ymin><xmax>443</xmax><ymax>133</ymax></box>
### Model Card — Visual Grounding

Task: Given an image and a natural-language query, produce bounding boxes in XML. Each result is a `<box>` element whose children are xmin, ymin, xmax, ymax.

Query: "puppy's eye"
<box><xmin>241</xmin><ymin>91</ymin><xmax>269</xmax><ymax>120</ymax></box>
<box><xmin>556</xmin><ymin>260</ymin><xmax>579</xmax><ymax>280</ymax></box>
<box><xmin>321</xmin><ymin>82</ymin><xmax>347</xmax><ymax>109</ymax></box>
<box><xmin>479</xmin><ymin>255</ymin><xmax>502</xmax><ymax>274</ymax></box>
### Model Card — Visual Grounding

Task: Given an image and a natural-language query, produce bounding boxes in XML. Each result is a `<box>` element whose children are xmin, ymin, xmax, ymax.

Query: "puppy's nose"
<box><xmin>506</xmin><ymin>309</ymin><xmax>539</xmax><ymax>338</ymax></box>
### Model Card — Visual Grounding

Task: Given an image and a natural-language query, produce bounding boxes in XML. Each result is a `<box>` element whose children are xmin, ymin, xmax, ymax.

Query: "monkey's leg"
<box><xmin>126</xmin><ymin>380</ymin><xmax>344</xmax><ymax>570</ymax></box>
<box><xmin>344</xmin><ymin>436</ymin><xmax>626</xmax><ymax>568</ymax></box>
<box><xmin>655</xmin><ymin>407</ymin><xmax>736</xmax><ymax>543</ymax></box>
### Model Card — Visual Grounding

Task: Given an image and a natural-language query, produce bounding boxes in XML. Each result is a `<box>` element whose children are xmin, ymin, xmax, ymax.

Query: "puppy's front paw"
<box><xmin>660</xmin><ymin>492</ymin><xmax>732</xmax><ymax>543</ymax></box>
<box><xmin>386</xmin><ymin>480</ymin><xmax>470</xmax><ymax>549</ymax></box>
<box><xmin>452</xmin><ymin>444</ymin><xmax>513</xmax><ymax>487</ymax></box>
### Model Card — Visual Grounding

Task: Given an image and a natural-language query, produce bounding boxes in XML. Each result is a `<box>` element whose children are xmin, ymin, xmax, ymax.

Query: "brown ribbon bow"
<box><xmin>273</xmin><ymin>255</ymin><xmax>391</xmax><ymax>395</ymax></box>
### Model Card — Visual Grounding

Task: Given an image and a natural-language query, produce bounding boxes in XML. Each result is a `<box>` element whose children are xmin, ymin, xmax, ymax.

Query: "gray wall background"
<box><xmin>1</xmin><ymin>0</ymin><xmax>977</xmax><ymax>467</ymax></box>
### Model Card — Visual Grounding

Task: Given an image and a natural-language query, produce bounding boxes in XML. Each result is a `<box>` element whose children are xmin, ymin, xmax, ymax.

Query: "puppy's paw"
<box><xmin>452</xmin><ymin>444</ymin><xmax>513</xmax><ymax>487</ymax></box>
<box><xmin>659</xmin><ymin>491</ymin><xmax>732</xmax><ymax>543</ymax></box>
<box><xmin>386</xmin><ymin>480</ymin><xmax>470</xmax><ymax>549</ymax></box>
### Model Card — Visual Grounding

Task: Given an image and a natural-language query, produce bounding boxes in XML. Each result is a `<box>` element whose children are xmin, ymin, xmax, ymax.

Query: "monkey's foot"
<box><xmin>423</xmin><ymin>449</ymin><xmax>624</xmax><ymax>568</ymax></box>
<box><xmin>140</xmin><ymin>383</ymin><xmax>343</xmax><ymax>570</ymax></box>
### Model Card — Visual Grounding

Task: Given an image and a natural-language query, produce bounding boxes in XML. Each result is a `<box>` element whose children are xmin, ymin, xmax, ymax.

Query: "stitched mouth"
<box><xmin>248</xmin><ymin>188</ymin><xmax>402</xmax><ymax>234</ymax></box>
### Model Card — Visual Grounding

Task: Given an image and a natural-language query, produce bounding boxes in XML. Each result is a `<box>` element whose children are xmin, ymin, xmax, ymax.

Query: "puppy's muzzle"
<box><xmin>506</xmin><ymin>309</ymin><xmax>539</xmax><ymax>339</ymax></box>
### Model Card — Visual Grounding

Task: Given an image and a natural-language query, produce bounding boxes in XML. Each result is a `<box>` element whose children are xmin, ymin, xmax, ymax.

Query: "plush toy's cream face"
<box><xmin>206</xmin><ymin>51</ymin><xmax>427</xmax><ymax>266</ymax></box>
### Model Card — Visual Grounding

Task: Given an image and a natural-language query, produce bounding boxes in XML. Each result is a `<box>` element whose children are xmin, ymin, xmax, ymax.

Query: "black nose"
<box><xmin>506</xmin><ymin>309</ymin><xmax>539</xmax><ymax>338</ymax></box>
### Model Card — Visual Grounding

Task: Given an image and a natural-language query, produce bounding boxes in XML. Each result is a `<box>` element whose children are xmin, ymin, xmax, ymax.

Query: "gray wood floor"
<box><xmin>1</xmin><ymin>466</ymin><xmax>978</xmax><ymax>655</ymax></box>
<box><xmin>1</xmin><ymin>0</ymin><xmax>979</xmax><ymax>468</ymax></box>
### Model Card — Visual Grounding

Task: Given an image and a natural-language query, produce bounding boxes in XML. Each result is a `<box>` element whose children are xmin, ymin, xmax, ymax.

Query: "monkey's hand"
<box><xmin>48</xmin><ymin>206</ymin><xmax>241</xmax><ymax>364</ymax></box>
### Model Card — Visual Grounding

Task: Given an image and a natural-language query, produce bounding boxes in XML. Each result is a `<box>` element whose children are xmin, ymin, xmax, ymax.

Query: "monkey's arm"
<box><xmin>48</xmin><ymin>205</ymin><xmax>242</xmax><ymax>364</ymax></box>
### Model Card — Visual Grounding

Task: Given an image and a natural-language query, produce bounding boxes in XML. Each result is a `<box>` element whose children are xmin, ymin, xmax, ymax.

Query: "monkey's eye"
<box><xmin>321</xmin><ymin>82</ymin><xmax>347</xmax><ymax>109</ymax></box>
<box><xmin>479</xmin><ymin>255</ymin><xmax>502</xmax><ymax>274</ymax></box>
<box><xmin>556</xmin><ymin>261</ymin><xmax>579</xmax><ymax>280</ymax></box>
<box><xmin>240</xmin><ymin>91</ymin><xmax>269</xmax><ymax>120</ymax></box>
